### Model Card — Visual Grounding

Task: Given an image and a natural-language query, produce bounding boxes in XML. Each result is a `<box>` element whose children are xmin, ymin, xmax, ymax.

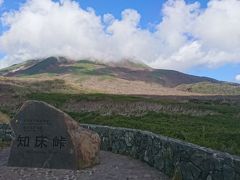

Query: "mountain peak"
<box><xmin>1</xmin><ymin>56</ymin><xmax>240</xmax><ymax>95</ymax></box>
<box><xmin>107</xmin><ymin>59</ymin><xmax>151</xmax><ymax>70</ymax></box>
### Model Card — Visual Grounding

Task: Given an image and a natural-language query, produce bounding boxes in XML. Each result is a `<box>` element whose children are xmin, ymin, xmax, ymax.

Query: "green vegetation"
<box><xmin>73</xmin><ymin>60</ymin><xmax>99</xmax><ymax>69</ymax></box>
<box><xmin>2</xmin><ymin>58</ymin><xmax>240</xmax><ymax>154</ymax></box>
<box><xmin>71</xmin><ymin>61</ymin><xmax>102</xmax><ymax>75</ymax></box>
<box><xmin>0</xmin><ymin>111</ymin><xmax>10</xmax><ymax>124</ymax></box>
<box><xmin>0</xmin><ymin>61</ymin><xmax>33</xmax><ymax>74</ymax></box>
<box><xmin>27</xmin><ymin>92</ymin><xmax>240</xmax><ymax>156</ymax></box>
<box><xmin>18</xmin><ymin>73</ymin><xmax>58</xmax><ymax>78</ymax></box>
<box><xmin>28</xmin><ymin>92</ymin><xmax>146</xmax><ymax>105</ymax></box>
<box><xmin>178</xmin><ymin>82</ymin><xmax>240</xmax><ymax>95</ymax></box>
<box><xmin>0</xmin><ymin>141</ymin><xmax>11</xmax><ymax>149</ymax></box>
<box><xmin>69</xmin><ymin>110</ymin><xmax>240</xmax><ymax>155</ymax></box>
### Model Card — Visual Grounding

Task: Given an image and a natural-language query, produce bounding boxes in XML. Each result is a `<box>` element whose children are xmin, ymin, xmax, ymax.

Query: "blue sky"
<box><xmin>0</xmin><ymin>0</ymin><xmax>240</xmax><ymax>82</ymax></box>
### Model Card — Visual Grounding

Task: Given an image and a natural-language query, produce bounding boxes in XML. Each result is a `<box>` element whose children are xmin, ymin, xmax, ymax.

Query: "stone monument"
<box><xmin>8</xmin><ymin>100</ymin><xmax>101</xmax><ymax>170</ymax></box>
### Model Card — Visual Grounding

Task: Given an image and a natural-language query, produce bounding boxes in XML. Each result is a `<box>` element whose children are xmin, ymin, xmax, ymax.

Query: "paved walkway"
<box><xmin>0</xmin><ymin>148</ymin><xmax>169</xmax><ymax>180</ymax></box>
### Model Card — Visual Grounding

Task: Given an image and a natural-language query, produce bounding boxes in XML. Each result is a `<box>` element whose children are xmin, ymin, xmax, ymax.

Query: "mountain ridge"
<box><xmin>0</xmin><ymin>56</ymin><xmax>239</xmax><ymax>95</ymax></box>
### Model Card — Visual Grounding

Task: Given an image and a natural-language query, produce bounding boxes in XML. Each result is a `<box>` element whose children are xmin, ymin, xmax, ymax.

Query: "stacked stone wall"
<box><xmin>81</xmin><ymin>124</ymin><xmax>240</xmax><ymax>180</ymax></box>
<box><xmin>1</xmin><ymin>123</ymin><xmax>240</xmax><ymax>180</ymax></box>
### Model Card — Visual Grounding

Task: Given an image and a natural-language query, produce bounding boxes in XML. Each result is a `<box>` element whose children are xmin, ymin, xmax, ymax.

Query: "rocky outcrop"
<box><xmin>7</xmin><ymin>101</ymin><xmax>100</xmax><ymax>170</ymax></box>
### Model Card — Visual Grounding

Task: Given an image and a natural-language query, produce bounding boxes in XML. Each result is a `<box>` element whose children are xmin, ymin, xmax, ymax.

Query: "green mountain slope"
<box><xmin>0</xmin><ymin>56</ymin><xmax>239</xmax><ymax>95</ymax></box>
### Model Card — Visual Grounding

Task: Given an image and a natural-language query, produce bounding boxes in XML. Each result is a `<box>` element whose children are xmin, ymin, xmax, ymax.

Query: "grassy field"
<box><xmin>25</xmin><ymin>93</ymin><xmax>240</xmax><ymax>156</ymax></box>
<box><xmin>1</xmin><ymin>58</ymin><xmax>240</xmax><ymax>155</ymax></box>
<box><xmin>177</xmin><ymin>82</ymin><xmax>240</xmax><ymax>95</ymax></box>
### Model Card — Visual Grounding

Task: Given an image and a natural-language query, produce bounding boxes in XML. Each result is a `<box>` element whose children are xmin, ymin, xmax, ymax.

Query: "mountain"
<box><xmin>0</xmin><ymin>56</ymin><xmax>239</xmax><ymax>95</ymax></box>
<box><xmin>0</xmin><ymin>57</ymin><xmax>72</xmax><ymax>76</ymax></box>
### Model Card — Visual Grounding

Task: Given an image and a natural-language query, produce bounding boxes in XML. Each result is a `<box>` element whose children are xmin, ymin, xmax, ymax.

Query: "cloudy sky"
<box><xmin>0</xmin><ymin>0</ymin><xmax>240</xmax><ymax>82</ymax></box>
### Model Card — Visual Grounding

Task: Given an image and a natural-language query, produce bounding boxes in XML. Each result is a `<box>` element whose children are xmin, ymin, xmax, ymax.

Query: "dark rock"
<box><xmin>223</xmin><ymin>165</ymin><xmax>235</xmax><ymax>180</ymax></box>
<box><xmin>8</xmin><ymin>100</ymin><xmax>100</xmax><ymax>170</ymax></box>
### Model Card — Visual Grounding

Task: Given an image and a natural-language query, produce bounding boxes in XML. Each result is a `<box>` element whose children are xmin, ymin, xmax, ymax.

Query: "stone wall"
<box><xmin>81</xmin><ymin>124</ymin><xmax>240</xmax><ymax>180</ymax></box>
<box><xmin>1</xmin><ymin>123</ymin><xmax>240</xmax><ymax>180</ymax></box>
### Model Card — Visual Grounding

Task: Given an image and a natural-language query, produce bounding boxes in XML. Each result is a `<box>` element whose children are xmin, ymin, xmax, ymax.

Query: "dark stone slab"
<box><xmin>7</xmin><ymin>101</ymin><xmax>100</xmax><ymax>170</ymax></box>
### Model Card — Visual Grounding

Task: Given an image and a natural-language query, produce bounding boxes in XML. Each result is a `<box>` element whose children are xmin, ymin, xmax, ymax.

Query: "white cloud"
<box><xmin>0</xmin><ymin>0</ymin><xmax>240</xmax><ymax>70</ymax></box>
<box><xmin>235</xmin><ymin>74</ymin><xmax>240</xmax><ymax>81</ymax></box>
<box><xmin>0</xmin><ymin>0</ymin><xmax>3</xmax><ymax>7</ymax></box>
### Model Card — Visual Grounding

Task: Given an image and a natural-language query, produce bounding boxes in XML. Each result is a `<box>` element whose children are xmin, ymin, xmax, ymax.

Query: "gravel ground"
<box><xmin>0</xmin><ymin>148</ymin><xmax>169</xmax><ymax>180</ymax></box>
